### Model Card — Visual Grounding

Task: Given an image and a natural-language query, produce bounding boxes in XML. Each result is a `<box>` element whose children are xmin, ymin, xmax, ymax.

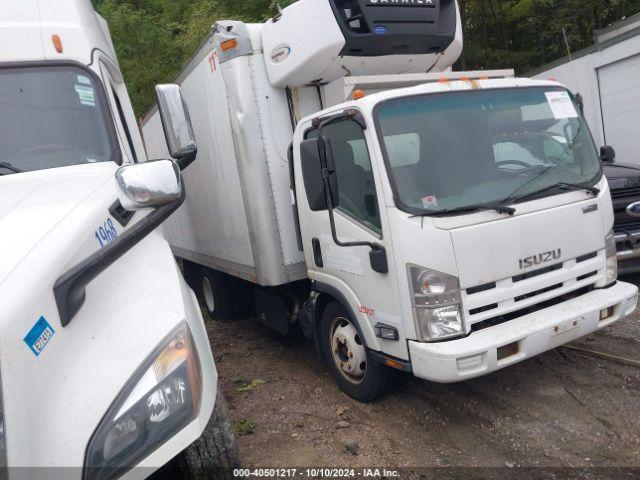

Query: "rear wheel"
<box><xmin>198</xmin><ymin>268</ymin><xmax>233</xmax><ymax>321</ymax></box>
<box><xmin>319</xmin><ymin>301</ymin><xmax>391</xmax><ymax>403</ymax></box>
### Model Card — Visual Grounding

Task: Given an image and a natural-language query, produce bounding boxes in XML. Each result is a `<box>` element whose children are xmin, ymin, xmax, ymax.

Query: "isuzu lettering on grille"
<box><xmin>519</xmin><ymin>249</ymin><xmax>561</xmax><ymax>269</ymax></box>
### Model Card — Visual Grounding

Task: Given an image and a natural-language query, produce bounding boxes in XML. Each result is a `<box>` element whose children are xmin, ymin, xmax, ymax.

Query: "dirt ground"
<box><xmin>205</xmin><ymin>275</ymin><xmax>640</xmax><ymax>474</ymax></box>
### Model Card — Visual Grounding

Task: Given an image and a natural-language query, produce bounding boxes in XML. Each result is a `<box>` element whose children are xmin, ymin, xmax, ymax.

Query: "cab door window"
<box><xmin>323</xmin><ymin>121</ymin><xmax>382</xmax><ymax>234</ymax></box>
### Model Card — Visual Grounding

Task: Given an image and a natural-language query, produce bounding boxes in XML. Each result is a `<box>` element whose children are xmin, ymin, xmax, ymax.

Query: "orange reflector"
<box><xmin>52</xmin><ymin>34</ymin><xmax>63</xmax><ymax>53</ymax></box>
<box><xmin>480</xmin><ymin>74</ymin><xmax>489</xmax><ymax>80</ymax></box>
<box><xmin>220</xmin><ymin>39</ymin><xmax>238</xmax><ymax>52</ymax></box>
<box><xmin>353</xmin><ymin>89</ymin><xmax>366</xmax><ymax>100</ymax></box>
<box><xmin>459</xmin><ymin>75</ymin><xmax>470</xmax><ymax>82</ymax></box>
<box><xmin>438</xmin><ymin>77</ymin><xmax>448</xmax><ymax>83</ymax></box>
<box><xmin>549</xmin><ymin>77</ymin><xmax>557</xmax><ymax>81</ymax></box>
<box><xmin>385</xmin><ymin>359</ymin><xmax>403</xmax><ymax>370</ymax></box>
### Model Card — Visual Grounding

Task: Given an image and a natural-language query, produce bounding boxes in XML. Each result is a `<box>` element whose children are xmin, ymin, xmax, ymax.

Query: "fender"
<box><xmin>305</xmin><ymin>281</ymin><xmax>411</xmax><ymax>371</ymax></box>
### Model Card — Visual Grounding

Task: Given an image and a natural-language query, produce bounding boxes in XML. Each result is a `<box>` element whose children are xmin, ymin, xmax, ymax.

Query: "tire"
<box><xmin>182</xmin><ymin>260</ymin><xmax>200</xmax><ymax>292</ymax></box>
<box><xmin>198</xmin><ymin>268</ymin><xmax>233</xmax><ymax>321</ymax></box>
<box><xmin>176</xmin><ymin>386</ymin><xmax>241</xmax><ymax>480</ymax></box>
<box><xmin>319</xmin><ymin>301</ymin><xmax>391</xmax><ymax>403</ymax></box>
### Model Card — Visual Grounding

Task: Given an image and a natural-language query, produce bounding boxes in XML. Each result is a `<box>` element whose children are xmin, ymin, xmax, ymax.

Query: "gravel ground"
<box><xmin>205</xmin><ymin>276</ymin><xmax>640</xmax><ymax>473</ymax></box>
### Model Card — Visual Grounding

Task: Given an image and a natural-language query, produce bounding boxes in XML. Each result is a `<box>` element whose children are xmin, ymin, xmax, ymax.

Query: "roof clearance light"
<box><xmin>480</xmin><ymin>74</ymin><xmax>489</xmax><ymax>80</ymax></box>
<box><xmin>459</xmin><ymin>75</ymin><xmax>470</xmax><ymax>82</ymax></box>
<box><xmin>438</xmin><ymin>77</ymin><xmax>448</xmax><ymax>83</ymax></box>
<box><xmin>52</xmin><ymin>34</ymin><xmax>63</xmax><ymax>53</ymax></box>
<box><xmin>220</xmin><ymin>39</ymin><xmax>238</xmax><ymax>52</ymax></box>
<box><xmin>353</xmin><ymin>89</ymin><xmax>365</xmax><ymax>100</ymax></box>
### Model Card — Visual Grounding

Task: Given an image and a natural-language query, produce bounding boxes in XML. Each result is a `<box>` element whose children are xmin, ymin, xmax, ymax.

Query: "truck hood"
<box><xmin>0</xmin><ymin>163</ymin><xmax>117</xmax><ymax>287</ymax></box>
<box><xmin>432</xmin><ymin>187</ymin><xmax>609</xmax><ymax>289</ymax></box>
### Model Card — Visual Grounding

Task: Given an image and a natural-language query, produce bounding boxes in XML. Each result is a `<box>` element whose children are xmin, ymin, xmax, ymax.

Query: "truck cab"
<box><xmin>293</xmin><ymin>77</ymin><xmax>638</xmax><ymax>395</ymax></box>
<box><xmin>0</xmin><ymin>0</ymin><xmax>237</xmax><ymax>476</ymax></box>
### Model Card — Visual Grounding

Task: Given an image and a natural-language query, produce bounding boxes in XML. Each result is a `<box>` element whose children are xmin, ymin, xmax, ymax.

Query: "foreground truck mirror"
<box><xmin>54</xmin><ymin>162</ymin><xmax>186</xmax><ymax>327</ymax></box>
<box><xmin>300</xmin><ymin>137</ymin><xmax>339</xmax><ymax>210</ymax></box>
<box><xmin>155</xmin><ymin>84</ymin><xmax>197</xmax><ymax>170</ymax></box>
<box><xmin>600</xmin><ymin>145</ymin><xmax>616</xmax><ymax>164</ymax></box>
<box><xmin>115</xmin><ymin>159</ymin><xmax>181</xmax><ymax>211</ymax></box>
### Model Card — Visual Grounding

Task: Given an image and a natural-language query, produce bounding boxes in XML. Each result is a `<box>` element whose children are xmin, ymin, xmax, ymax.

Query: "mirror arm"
<box><xmin>176</xmin><ymin>151</ymin><xmax>197</xmax><ymax>171</ymax></box>
<box><xmin>53</xmin><ymin>180</ymin><xmax>186</xmax><ymax>327</ymax></box>
<box><xmin>322</xmin><ymin>179</ymin><xmax>388</xmax><ymax>274</ymax></box>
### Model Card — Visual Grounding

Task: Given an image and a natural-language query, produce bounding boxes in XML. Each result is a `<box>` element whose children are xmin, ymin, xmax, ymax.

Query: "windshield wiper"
<box><xmin>503</xmin><ymin>181</ymin><xmax>599</xmax><ymax>206</ymax></box>
<box><xmin>0</xmin><ymin>162</ymin><xmax>22</xmax><ymax>174</ymax></box>
<box><xmin>424</xmin><ymin>202</ymin><xmax>516</xmax><ymax>217</ymax></box>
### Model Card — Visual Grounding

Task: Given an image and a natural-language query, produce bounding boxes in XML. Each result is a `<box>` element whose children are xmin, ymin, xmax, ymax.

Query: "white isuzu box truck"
<box><xmin>0</xmin><ymin>0</ymin><xmax>238</xmax><ymax>477</ymax></box>
<box><xmin>142</xmin><ymin>0</ymin><xmax>638</xmax><ymax>402</ymax></box>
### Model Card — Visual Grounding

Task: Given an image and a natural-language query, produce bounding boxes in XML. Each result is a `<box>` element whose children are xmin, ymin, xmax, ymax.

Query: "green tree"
<box><xmin>95</xmin><ymin>0</ymin><xmax>640</xmax><ymax>117</ymax></box>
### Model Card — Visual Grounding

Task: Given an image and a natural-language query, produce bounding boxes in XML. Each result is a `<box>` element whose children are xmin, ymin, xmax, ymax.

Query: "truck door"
<box><xmin>296</xmin><ymin>116</ymin><xmax>405</xmax><ymax>361</ymax></box>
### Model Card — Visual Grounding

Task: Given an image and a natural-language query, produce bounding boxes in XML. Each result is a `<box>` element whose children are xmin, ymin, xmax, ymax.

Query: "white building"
<box><xmin>532</xmin><ymin>14</ymin><xmax>640</xmax><ymax>166</ymax></box>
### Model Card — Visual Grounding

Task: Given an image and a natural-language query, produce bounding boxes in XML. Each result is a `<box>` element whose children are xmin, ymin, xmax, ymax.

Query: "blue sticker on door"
<box><xmin>24</xmin><ymin>316</ymin><xmax>55</xmax><ymax>356</ymax></box>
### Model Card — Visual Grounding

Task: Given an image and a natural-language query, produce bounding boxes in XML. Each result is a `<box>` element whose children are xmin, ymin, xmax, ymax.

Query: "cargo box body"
<box><xmin>143</xmin><ymin>26</ymin><xmax>308</xmax><ymax>286</ymax></box>
<box><xmin>141</xmin><ymin>4</ymin><xmax>464</xmax><ymax>287</ymax></box>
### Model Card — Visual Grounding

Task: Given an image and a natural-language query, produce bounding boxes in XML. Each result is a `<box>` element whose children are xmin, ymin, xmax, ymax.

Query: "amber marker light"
<box><xmin>52</xmin><ymin>34</ymin><xmax>63</xmax><ymax>53</ymax></box>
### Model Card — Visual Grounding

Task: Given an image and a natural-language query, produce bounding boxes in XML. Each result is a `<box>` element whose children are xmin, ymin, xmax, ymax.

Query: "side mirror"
<box><xmin>115</xmin><ymin>159</ymin><xmax>182</xmax><ymax>211</ymax></box>
<box><xmin>300</xmin><ymin>137</ymin><xmax>339</xmax><ymax>211</ymax></box>
<box><xmin>155</xmin><ymin>84</ymin><xmax>197</xmax><ymax>170</ymax></box>
<box><xmin>600</xmin><ymin>145</ymin><xmax>616</xmax><ymax>164</ymax></box>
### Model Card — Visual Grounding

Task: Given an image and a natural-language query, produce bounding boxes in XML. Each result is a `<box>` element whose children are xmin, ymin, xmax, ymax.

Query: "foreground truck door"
<box><xmin>296</xmin><ymin>114</ymin><xmax>405</xmax><ymax>401</ymax></box>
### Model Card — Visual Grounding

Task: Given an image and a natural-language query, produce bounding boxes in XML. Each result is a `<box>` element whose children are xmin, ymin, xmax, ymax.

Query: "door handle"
<box><xmin>312</xmin><ymin>238</ymin><xmax>323</xmax><ymax>268</ymax></box>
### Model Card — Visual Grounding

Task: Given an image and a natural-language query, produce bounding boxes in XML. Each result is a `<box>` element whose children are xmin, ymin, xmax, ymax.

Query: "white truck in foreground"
<box><xmin>0</xmin><ymin>0</ymin><xmax>237</xmax><ymax>477</ymax></box>
<box><xmin>142</xmin><ymin>0</ymin><xmax>638</xmax><ymax>402</ymax></box>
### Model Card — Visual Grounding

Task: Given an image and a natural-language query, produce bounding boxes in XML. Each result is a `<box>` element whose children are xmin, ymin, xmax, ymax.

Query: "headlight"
<box><xmin>85</xmin><ymin>323</ymin><xmax>202</xmax><ymax>480</ymax></box>
<box><xmin>408</xmin><ymin>265</ymin><xmax>464</xmax><ymax>341</ymax></box>
<box><xmin>605</xmin><ymin>229</ymin><xmax>618</xmax><ymax>285</ymax></box>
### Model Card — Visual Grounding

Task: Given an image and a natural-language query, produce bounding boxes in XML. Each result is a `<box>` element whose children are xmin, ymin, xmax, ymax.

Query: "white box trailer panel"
<box><xmin>143</xmin><ymin>52</ymin><xmax>257</xmax><ymax>281</ymax></box>
<box><xmin>143</xmin><ymin>31</ymin><xmax>307</xmax><ymax>286</ymax></box>
<box><xmin>597</xmin><ymin>53</ymin><xmax>640</xmax><ymax>165</ymax></box>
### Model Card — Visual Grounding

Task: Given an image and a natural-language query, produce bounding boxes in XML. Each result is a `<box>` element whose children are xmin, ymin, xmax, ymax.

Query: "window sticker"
<box><xmin>23</xmin><ymin>316</ymin><xmax>55</xmax><ymax>357</ymax></box>
<box><xmin>545</xmin><ymin>91</ymin><xmax>578</xmax><ymax>120</ymax></box>
<box><xmin>75</xmin><ymin>84</ymin><xmax>96</xmax><ymax>107</ymax></box>
<box><xmin>76</xmin><ymin>75</ymin><xmax>92</xmax><ymax>86</ymax></box>
<box><xmin>422</xmin><ymin>195</ymin><xmax>439</xmax><ymax>209</ymax></box>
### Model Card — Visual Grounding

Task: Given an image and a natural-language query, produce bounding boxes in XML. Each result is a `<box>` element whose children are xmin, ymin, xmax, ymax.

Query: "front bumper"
<box><xmin>409</xmin><ymin>281</ymin><xmax>638</xmax><ymax>383</ymax></box>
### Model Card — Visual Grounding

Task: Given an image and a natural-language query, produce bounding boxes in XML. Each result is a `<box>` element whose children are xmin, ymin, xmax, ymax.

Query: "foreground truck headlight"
<box><xmin>85</xmin><ymin>323</ymin><xmax>202</xmax><ymax>480</ymax></box>
<box><xmin>605</xmin><ymin>229</ymin><xmax>618</xmax><ymax>285</ymax></box>
<box><xmin>408</xmin><ymin>265</ymin><xmax>465</xmax><ymax>341</ymax></box>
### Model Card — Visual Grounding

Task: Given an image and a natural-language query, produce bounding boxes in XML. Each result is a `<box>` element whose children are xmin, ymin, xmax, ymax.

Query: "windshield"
<box><xmin>0</xmin><ymin>65</ymin><xmax>118</xmax><ymax>174</ymax></box>
<box><xmin>374</xmin><ymin>87</ymin><xmax>602</xmax><ymax>215</ymax></box>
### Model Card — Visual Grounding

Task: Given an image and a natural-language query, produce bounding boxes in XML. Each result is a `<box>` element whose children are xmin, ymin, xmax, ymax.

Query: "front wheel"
<box><xmin>319</xmin><ymin>301</ymin><xmax>391</xmax><ymax>403</ymax></box>
<box><xmin>176</xmin><ymin>386</ymin><xmax>241</xmax><ymax>479</ymax></box>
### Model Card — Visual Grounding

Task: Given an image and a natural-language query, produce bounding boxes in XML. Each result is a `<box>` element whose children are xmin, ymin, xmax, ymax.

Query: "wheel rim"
<box><xmin>202</xmin><ymin>276</ymin><xmax>215</xmax><ymax>313</ymax></box>
<box><xmin>330</xmin><ymin>316</ymin><xmax>367</xmax><ymax>385</ymax></box>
